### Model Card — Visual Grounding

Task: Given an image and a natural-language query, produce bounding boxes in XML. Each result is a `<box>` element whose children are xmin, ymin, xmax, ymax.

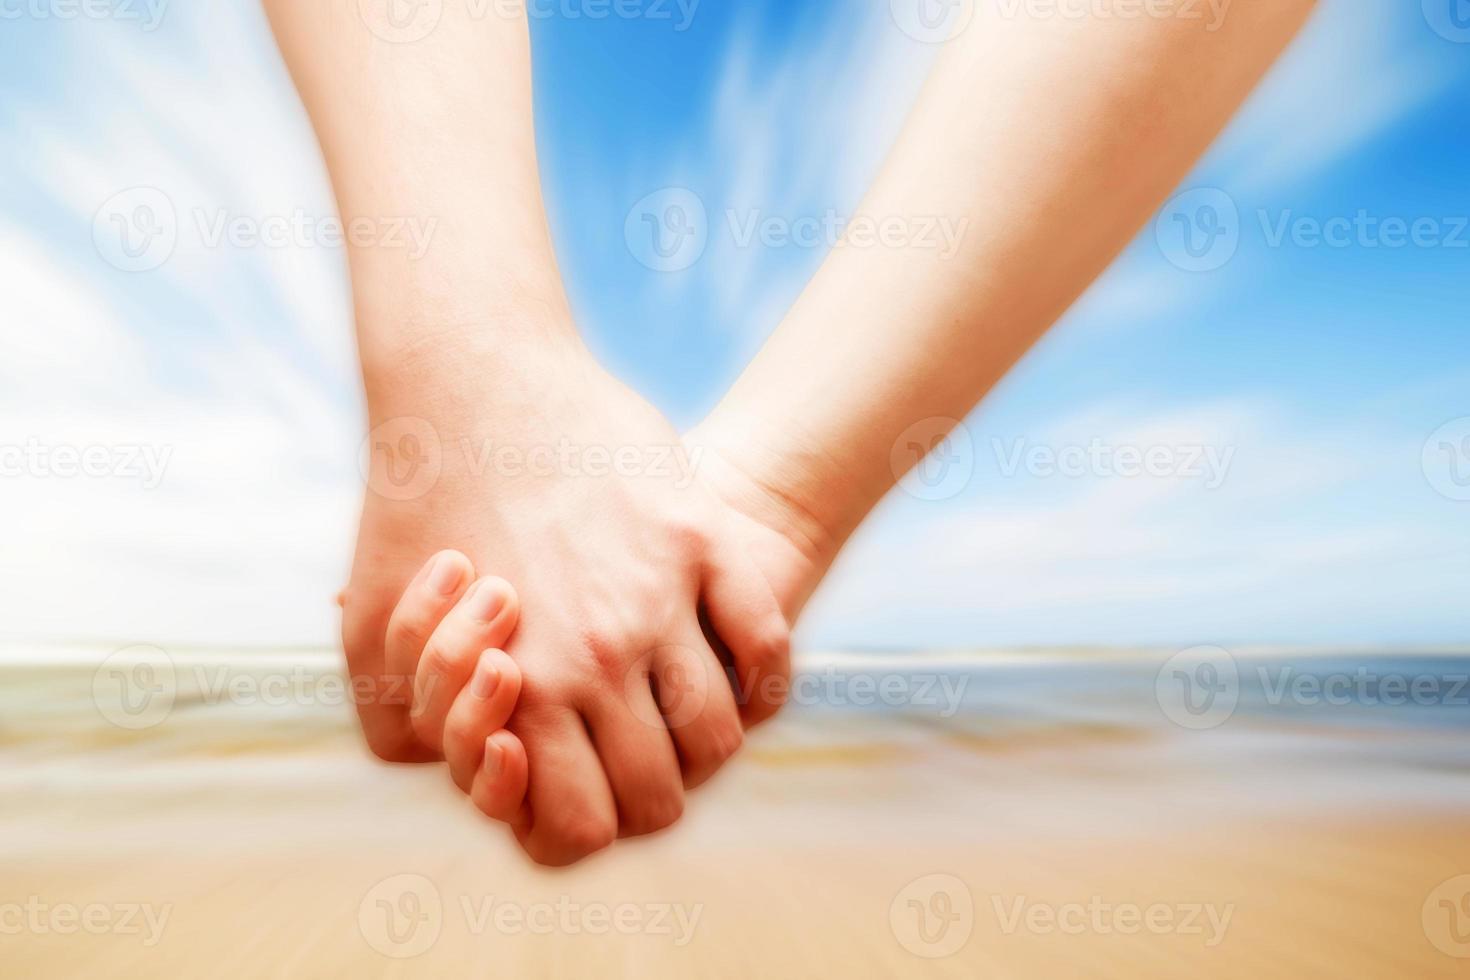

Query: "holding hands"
<box><xmin>266</xmin><ymin>0</ymin><xmax>1316</xmax><ymax>863</ymax></box>
<box><xmin>343</xmin><ymin>336</ymin><xmax>815</xmax><ymax>865</ymax></box>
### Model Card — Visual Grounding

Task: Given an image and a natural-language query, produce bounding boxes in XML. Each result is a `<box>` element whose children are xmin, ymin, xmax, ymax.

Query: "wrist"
<box><xmin>686</xmin><ymin>412</ymin><xmax>850</xmax><ymax>570</ymax></box>
<box><xmin>359</xmin><ymin>302</ymin><xmax>586</xmax><ymax>412</ymax></box>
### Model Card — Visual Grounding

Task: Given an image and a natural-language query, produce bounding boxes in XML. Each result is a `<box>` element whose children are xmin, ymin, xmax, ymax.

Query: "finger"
<box><xmin>654</xmin><ymin>640</ymin><xmax>743</xmax><ymax>790</ymax></box>
<box><xmin>443</xmin><ymin>649</ymin><xmax>523</xmax><ymax>793</ymax></box>
<box><xmin>702</xmin><ymin>547</ymin><xmax>792</xmax><ymax>727</ymax></box>
<box><xmin>409</xmin><ymin>576</ymin><xmax>521</xmax><ymax>754</ymax></box>
<box><xmin>342</xmin><ymin>578</ymin><xmax>439</xmax><ymax>764</ymax></box>
<box><xmin>512</xmin><ymin>704</ymin><xmax>618</xmax><ymax>867</ymax></box>
<box><xmin>585</xmin><ymin>671</ymin><xmax>685</xmax><ymax>839</ymax></box>
<box><xmin>469</xmin><ymin>729</ymin><xmax>530</xmax><ymax>825</ymax></box>
<box><xmin>381</xmin><ymin>549</ymin><xmax>476</xmax><ymax>727</ymax></box>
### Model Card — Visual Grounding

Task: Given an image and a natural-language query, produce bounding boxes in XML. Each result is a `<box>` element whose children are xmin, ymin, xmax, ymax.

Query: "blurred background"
<box><xmin>2</xmin><ymin>1</ymin><xmax>1468</xmax><ymax>977</ymax></box>
<box><xmin>2</xmin><ymin>0</ymin><xmax>1467</xmax><ymax>650</ymax></box>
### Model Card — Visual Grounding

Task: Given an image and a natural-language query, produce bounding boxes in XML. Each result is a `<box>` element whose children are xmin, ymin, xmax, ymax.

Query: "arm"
<box><xmin>695</xmin><ymin>1</ymin><xmax>1319</xmax><ymax>566</ymax></box>
<box><xmin>262</xmin><ymin>0</ymin><xmax>580</xmax><ymax>393</ymax></box>
<box><xmin>264</xmin><ymin>1</ymin><xmax>790</xmax><ymax>867</ymax></box>
<box><xmin>262</xmin><ymin>0</ymin><xmax>574</xmax><ymax>759</ymax></box>
<box><xmin>264</xmin><ymin>0</ymin><xmax>573</xmax><ymax>367</ymax></box>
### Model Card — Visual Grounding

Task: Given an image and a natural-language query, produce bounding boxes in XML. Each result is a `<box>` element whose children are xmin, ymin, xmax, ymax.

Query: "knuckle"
<box><xmin>579</xmin><ymin>627</ymin><xmax>629</xmax><ymax>680</ymax></box>
<box><xmin>489</xmin><ymin>650</ymin><xmax>523</xmax><ymax>693</ymax></box>
<box><xmin>362</xmin><ymin>721</ymin><xmax>434</xmax><ymax>765</ymax></box>
<box><xmin>408</xmin><ymin>706</ymin><xmax>442</xmax><ymax>750</ymax></box>
<box><xmin>449</xmin><ymin>760</ymin><xmax>475</xmax><ymax>796</ymax></box>
<box><xmin>441</xmin><ymin>709</ymin><xmax>474</xmax><ymax>754</ymax></box>
<box><xmin>684</xmin><ymin>720</ymin><xmax>743</xmax><ymax>781</ymax></box>
<box><xmin>419</xmin><ymin>641</ymin><xmax>462</xmax><ymax>680</ymax></box>
<box><xmin>527</xmin><ymin>846</ymin><xmax>575</xmax><ymax>869</ymax></box>
<box><xmin>515</xmin><ymin>666</ymin><xmax>581</xmax><ymax>713</ymax></box>
<box><xmin>521</xmin><ymin>676</ymin><xmax>572</xmax><ymax>712</ymax></box>
<box><xmin>546</xmin><ymin>813</ymin><xmax>616</xmax><ymax>860</ymax></box>
<box><xmin>341</xmin><ymin>610</ymin><xmax>387</xmax><ymax>665</ymax></box>
<box><xmin>625</xmin><ymin>790</ymin><xmax>684</xmax><ymax>837</ymax></box>
<box><xmin>713</xmin><ymin>720</ymin><xmax>744</xmax><ymax>761</ymax></box>
<box><xmin>388</xmin><ymin>615</ymin><xmax>432</xmax><ymax>651</ymax></box>
<box><xmin>476</xmin><ymin>791</ymin><xmax>513</xmax><ymax>825</ymax></box>
<box><xmin>732</xmin><ymin>619</ymin><xmax>792</xmax><ymax>722</ymax></box>
<box><xmin>666</xmin><ymin>516</ymin><xmax>707</xmax><ymax>554</ymax></box>
<box><xmin>752</xmin><ymin>618</ymin><xmax>792</xmax><ymax>670</ymax></box>
<box><xmin>741</xmin><ymin>676</ymin><xmax>786</xmax><ymax>724</ymax></box>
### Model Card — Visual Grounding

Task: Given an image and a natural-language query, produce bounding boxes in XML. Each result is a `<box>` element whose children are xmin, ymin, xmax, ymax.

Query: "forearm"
<box><xmin>262</xmin><ymin>0</ymin><xmax>578</xmax><ymax>403</ymax></box>
<box><xmin>705</xmin><ymin>0</ymin><xmax>1316</xmax><ymax>549</ymax></box>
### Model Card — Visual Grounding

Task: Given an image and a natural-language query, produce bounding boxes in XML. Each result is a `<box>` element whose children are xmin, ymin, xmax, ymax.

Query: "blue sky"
<box><xmin>0</xmin><ymin>0</ymin><xmax>1466</xmax><ymax>649</ymax></box>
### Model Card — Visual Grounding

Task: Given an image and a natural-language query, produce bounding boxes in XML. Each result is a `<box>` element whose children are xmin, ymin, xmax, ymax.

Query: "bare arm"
<box><xmin>263</xmin><ymin>0</ymin><xmax>792</xmax><ymax>866</ymax></box>
<box><xmin>262</xmin><ymin>0</ymin><xmax>580</xmax><ymax>392</ymax></box>
<box><xmin>697</xmin><ymin>1</ymin><xmax>1319</xmax><ymax>560</ymax></box>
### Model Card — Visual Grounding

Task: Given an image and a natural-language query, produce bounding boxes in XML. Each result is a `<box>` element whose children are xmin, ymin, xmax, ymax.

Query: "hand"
<box><xmin>341</xmin><ymin>331</ymin><xmax>792</xmax><ymax>865</ymax></box>
<box><xmin>381</xmin><ymin>424</ymin><xmax>836</xmax><ymax>850</ymax></box>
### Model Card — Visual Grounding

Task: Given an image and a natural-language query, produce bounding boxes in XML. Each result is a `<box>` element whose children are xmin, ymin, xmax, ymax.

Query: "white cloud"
<box><xmin>801</xmin><ymin>399</ymin><xmax>1470</xmax><ymax>646</ymax></box>
<box><xmin>0</xmin><ymin>5</ymin><xmax>361</xmax><ymax>646</ymax></box>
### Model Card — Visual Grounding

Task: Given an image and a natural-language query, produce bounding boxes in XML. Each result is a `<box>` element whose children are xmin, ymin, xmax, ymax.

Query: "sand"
<box><xmin>2</xmin><ymin>644</ymin><xmax>1468</xmax><ymax>977</ymax></box>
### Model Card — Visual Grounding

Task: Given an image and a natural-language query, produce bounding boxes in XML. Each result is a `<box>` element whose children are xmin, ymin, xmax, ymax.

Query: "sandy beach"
<box><xmin>3</xmin><ymin>644</ymin><xmax>1468</xmax><ymax>977</ymax></box>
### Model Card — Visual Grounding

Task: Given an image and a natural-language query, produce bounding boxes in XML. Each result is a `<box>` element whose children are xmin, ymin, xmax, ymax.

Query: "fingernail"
<box><xmin>482</xmin><ymin>737</ymin><xmax>503</xmax><ymax>778</ymax></box>
<box><xmin>426</xmin><ymin>554</ymin><xmax>463</xmax><ymax>596</ymax></box>
<box><xmin>470</xmin><ymin>656</ymin><xmax>500</xmax><ymax>700</ymax></box>
<box><xmin>466</xmin><ymin>580</ymin><xmax>505</xmax><ymax>622</ymax></box>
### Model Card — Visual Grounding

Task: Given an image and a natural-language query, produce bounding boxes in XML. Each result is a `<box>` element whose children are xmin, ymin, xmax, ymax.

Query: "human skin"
<box><xmin>262</xmin><ymin>0</ymin><xmax>792</xmax><ymax>867</ymax></box>
<box><xmin>694</xmin><ymin>0</ymin><xmax>1322</xmax><ymax>555</ymax></box>
<box><xmin>266</xmin><ymin>0</ymin><xmax>1318</xmax><ymax>863</ymax></box>
<box><xmin>430</xmin><ymin>0</ymin><xmax>1321</xmax><ymax>828</ymax></box>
